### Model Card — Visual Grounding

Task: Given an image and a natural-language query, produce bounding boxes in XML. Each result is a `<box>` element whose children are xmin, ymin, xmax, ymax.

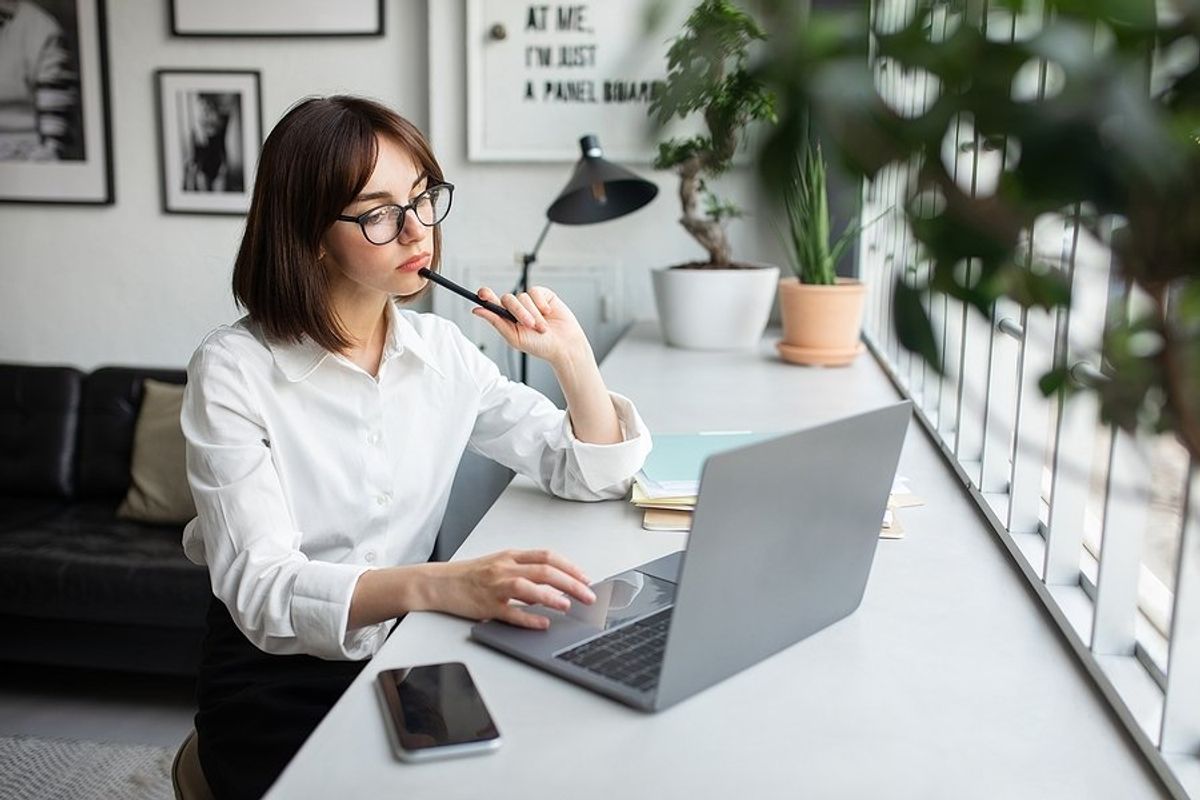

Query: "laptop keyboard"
<box><xmin>555</xmin><ymin>607</ymin><xmax>674</xmax><ymax>693</ymax></box>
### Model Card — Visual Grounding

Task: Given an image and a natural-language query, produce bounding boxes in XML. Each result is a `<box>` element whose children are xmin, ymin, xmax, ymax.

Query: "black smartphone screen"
<box><xmin>377</xmin><ymin>662</ymin><xmax>500</xmax><ymax>751</ymax></box>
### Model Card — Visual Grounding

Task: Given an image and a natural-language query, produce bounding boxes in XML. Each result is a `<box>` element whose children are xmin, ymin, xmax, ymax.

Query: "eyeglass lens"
<box><xmin>361</xmin><ymin>186</ymin><xmax>452</xmax><ymax>244</ymax></box>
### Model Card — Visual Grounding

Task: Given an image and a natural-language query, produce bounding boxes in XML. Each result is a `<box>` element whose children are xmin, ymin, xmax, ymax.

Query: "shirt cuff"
<box><xmin>566</xmin><ymin>391</ymin><xmax>653</xmax><ymax>493</ymax></box>
<box><xmin>291</xmin><ymin>560</ymin><xmax>384</xmax><ymax>660</ymax></box>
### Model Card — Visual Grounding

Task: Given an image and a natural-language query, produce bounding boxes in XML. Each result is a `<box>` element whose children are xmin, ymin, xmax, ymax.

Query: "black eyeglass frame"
<box><xmin>335</xmin><ymin>182</ymin><xmax>455</xmax><ymax>245</ymax></box>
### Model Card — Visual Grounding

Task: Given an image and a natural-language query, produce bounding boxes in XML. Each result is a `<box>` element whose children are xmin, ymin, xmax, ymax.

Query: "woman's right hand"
<box><xmin>426</xmin><ymin>549</ymin><xmax>597</xmax><ymax>630</ymax></box>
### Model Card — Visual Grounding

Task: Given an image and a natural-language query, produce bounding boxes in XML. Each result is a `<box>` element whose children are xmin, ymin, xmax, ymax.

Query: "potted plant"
<box><xmin>776</xmin><ymin>137</ymin><xmax>869</xmax><ymax>366</ymax></box>
<box><xmin>648</xmin><ymin>0</ymin><xmax>780</xmax><ymax>350</ymax></box>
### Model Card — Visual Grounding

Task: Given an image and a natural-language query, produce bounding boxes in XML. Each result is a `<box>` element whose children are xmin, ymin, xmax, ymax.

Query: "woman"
<box><xmin>180</xmin><ymin>95</ymin><xmax>651</xmax><ymax>799</ymax></box>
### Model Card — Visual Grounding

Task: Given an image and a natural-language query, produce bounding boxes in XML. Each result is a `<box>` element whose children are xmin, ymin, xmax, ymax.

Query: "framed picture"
<box><xmin>0</xmin><ymin>0</ymin><xmax>113</xmax><ymax>204</ymax></box>
<box><xmin>155</xmin><ymin>69</ymin><xmax>262</xmax><ymax>216</ymax></box>
<box><xmin>169</xmin><ymin>0</ymin><xmax>383</xmax><ymax>37</ymax></box>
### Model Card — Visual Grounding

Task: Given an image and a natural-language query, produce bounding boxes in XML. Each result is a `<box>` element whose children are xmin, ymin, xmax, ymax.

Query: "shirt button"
<box><xmin>364</xmin><ymin>550</ymin><xmax>377</xmax><ymax>563</ymax></box>
<box><xmin>376</xmin><ymin>493</ymin><xmax>391</xmax><ymax>506</ymax></box>
<box><xmin>368</xmin><ymin>431</ymin><xmax>382</xmax><ymax>445</ymax></box>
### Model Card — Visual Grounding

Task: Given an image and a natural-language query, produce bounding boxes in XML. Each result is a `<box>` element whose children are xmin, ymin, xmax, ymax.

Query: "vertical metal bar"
<box><xmin>981</xmin><ymin>299</ymin><xmax>1019</xmax><ymax>495</ymax></box>
<box><xmin>952</xmin><ymin>119</ymin><xmax>990</xmax><ymax>481</ymax></box>
<box><xmin>1009</xmin><ymin>301</ymin><xmax>1056</xmax><ymax>536</ymax></box>
<box><xmin>978</xmin><ymin>296</ymin><xmax>1002</xmax><ymax>489</ymax></box>
<box><xmin>863</xmin><ymin>1</ymin><xmax>882</xmax><ymax>347</ymax></box>
<box><xmin>1008</xmin><ymin>0</ymin><xmax>1055</xmax><ymax>537</ymax></box>
<box><xmin>1043</xmin><ymin>207</ymin><xmax>1096</xmax><ymax>585</ymax></box>
<box><xmin>1091</xmin><ymin>422</ymin><xmax>1151</xmax><ymax>655</ymax></box>
<box><xmin>939</xmin><ymin>121</ymin><xmax>965</xmax><ymax>440</ymax></box>
<box><xmin>913</xmin><ymin>34</ymin><xmax>934</xmax><ymax>402</ymax></box>
<box><xmin>1160</xmin><ymin>462</ymin><xmax>1200</xmax><ymax>754</ymax></box>
<box><xmin>952</xmin><ymin>0</ymin><xmax>990</xmax><ymax>471</ymax></box>
<box><xmin>885</xmin><ymin>38</ymin><xmax>902</xmax><ymax>369</ymax></box>
<box><xmin>978</xmin><ymin>1</ymin><xmax>1018</xmax><ymax>498</ymax></box>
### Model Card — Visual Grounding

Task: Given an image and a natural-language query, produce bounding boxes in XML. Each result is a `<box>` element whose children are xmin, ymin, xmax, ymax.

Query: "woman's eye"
<box><xmin>364</xmin><ymin>208</ymin><xmax>393</xmax><ymax>225</ymax></box>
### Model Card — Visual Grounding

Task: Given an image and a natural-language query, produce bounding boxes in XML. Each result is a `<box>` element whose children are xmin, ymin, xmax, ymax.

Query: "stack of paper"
<box><xmin>633</xmin><ymin>433</ymin><xmax>772</xmax><ymax>529</ymax></box>
<box><xmin>632</xmin><ymin>430</ymin><xmax>925</xmax><ymax>537</ymax></box>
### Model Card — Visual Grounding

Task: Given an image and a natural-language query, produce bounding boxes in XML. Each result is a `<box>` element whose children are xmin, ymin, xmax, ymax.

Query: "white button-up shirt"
<box><xmin>180</xmin><ymin>300</ymin><xmax>652</xmax><ymax>661</ymax></box>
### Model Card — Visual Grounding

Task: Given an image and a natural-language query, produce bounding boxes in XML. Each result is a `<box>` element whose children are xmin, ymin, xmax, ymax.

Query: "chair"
<box><xmin>172</xmin><ymin>728</ymin><xmax>215</xmax><ymax>800</ymax></box>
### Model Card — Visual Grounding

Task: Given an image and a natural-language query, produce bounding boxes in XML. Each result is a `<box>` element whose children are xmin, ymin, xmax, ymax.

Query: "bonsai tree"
<box><xmin>649</xmin><ymin>0</ymin><xmax>777</xmax><ymax>268</ymax></box>
<box><xmin>780</xmin><ymin>136</ymin><xmax>867</xmax><ymax>285</ymax></box>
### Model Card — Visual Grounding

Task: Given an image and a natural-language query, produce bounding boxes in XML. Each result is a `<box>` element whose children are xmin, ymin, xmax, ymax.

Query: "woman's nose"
<box><xmin>397</xmin><ymin>210</ymin><xmax>426</xmax><ymax>244</ymax></box>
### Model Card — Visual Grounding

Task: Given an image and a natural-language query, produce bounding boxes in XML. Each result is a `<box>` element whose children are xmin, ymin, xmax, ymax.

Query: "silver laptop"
<box><xmin>470</xmin><ymin>401</ymin><xmax>911</xmax><ymax>712</ymax></box>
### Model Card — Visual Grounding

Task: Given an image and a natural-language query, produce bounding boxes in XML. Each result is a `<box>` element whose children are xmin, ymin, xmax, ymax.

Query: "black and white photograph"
<box><xmin>155</xmin><ymin>69</ymin><xmax>260</xmax><ymax>215</ymax></box>
<box><xmin>0</xmin><ymin>0</ymin><xmax>112</xmax><ymax>203</ymax></box>
<box><xmin>169</xmin><ymin>0</ymin><xmax>383</xmax><ymax>37</ymax></box>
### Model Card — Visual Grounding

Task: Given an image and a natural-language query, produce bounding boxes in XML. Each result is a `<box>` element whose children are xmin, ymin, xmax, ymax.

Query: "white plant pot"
<box><xmin>651</xmin><ymin>265</ymin><xmax>780</xmax><ymax>350</ymax></box>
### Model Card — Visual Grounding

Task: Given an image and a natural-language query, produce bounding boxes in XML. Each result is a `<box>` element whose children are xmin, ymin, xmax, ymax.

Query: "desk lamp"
<box><xmin>515</xmin><ymin>134</ymin><xmax>658</xmax><ymax>383</ymax></box>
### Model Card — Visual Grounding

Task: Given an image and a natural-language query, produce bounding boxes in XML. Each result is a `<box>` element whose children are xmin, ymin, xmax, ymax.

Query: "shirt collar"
<box><xmin>265</xmin><ymin>300</ymin><xmax>445</xmax><ymax>382</ymax></box>
<box><xmin>382</xmin><ymin>300</ymin><xmax>445</xmax><ymax>379</ymax></box>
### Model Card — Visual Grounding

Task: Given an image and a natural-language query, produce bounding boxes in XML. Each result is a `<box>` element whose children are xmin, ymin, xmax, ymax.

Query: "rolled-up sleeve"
<box><xmin>462</xmin><ymin>343</ymin><xmax>652</xmax><ymax>501</ymax></box>
<box><xmin>180</xmin><ymin>340</ymin><xmax>384</xmax><ymax>660</ymax></box>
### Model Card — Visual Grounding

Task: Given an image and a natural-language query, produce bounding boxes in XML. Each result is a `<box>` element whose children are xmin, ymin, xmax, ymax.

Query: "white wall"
<box><xmin>428</xmin><ymin>1</ymin><xmax>785</xmax><ymax>332</ymax></box>
<box><xmin>0</xmin><ymin>0</ymin><xmax>785</xmax><ymax>371</ymax></box>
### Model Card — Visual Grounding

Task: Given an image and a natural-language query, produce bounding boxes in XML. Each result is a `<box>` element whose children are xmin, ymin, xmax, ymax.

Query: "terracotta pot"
<box><xmin>776</xmin><ymin>277</ymin><xmax>866</xmax><ymax>366</ymax></box>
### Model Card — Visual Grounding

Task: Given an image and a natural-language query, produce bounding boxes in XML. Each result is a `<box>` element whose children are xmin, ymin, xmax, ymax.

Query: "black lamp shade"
<box><xmin>546</xmin><ymin>135</ymin><xmax>658</xmax><ymax>225</ymax></box>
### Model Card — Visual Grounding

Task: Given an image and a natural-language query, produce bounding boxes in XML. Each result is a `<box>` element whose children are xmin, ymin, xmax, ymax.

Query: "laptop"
<box><xmin>470</xmin><ymin>401</ymin><xmax>911</xmax><ymax>712</ymax></box>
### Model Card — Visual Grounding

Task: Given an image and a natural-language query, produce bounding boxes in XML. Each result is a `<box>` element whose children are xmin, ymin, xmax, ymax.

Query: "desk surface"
<box><xmin>267</xmin><ymin>323</ymin><xmax>1167</xmax><ymax>800</ymax></box>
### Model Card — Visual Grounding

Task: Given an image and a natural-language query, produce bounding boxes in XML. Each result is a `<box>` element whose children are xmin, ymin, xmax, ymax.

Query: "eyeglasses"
<box><xmin>335</xmin><ymin>182</ymin><xmax>454</xmax><ymax>245</ymax></box>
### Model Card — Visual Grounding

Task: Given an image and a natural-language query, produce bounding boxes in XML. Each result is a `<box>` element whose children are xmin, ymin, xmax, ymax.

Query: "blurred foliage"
<box><xmin>740</xmin><ymin>0</ymin><xmax>1200</xmax><ymax>459</ymax></box>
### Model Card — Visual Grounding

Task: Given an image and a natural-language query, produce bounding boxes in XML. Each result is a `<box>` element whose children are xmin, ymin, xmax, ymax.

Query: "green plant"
<box><xmin>780</xmin><ymin>137</ymin><xmax>865</xmax><ymax>285</ymax></box>
<box><xmin>740</xmin><ymin>0</ymin><xmax>1200</xmax><ymax>462</ymax></box>
<box><xmin>649</xmin><ymin>0</ymin><xmax>777</xmax><ymax>267</ymax></box>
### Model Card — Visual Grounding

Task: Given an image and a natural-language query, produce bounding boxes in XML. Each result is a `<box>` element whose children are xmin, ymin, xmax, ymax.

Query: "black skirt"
<box><xmin>194</xmin><ymin>597</ymin><xmax>368</xmax><ymax>800</ymax></box>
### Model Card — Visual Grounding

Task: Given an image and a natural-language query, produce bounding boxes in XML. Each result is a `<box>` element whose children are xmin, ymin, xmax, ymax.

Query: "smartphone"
<box><xmin>375</xmin><ymin>662</ymin><xmax>502</xmax><ymax>762</ymax></box>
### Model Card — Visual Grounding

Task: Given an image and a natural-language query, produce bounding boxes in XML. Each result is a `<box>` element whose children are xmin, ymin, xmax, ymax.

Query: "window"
<box><xmin>862</xmin><ymin>0</ymin><xmax>1200</xmax><ymax>792</ymax></box>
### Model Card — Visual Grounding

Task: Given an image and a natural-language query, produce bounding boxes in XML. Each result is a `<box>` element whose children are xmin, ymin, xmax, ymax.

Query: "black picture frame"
<box><xmin>168</xmin><ymin>0</ymin><xmax>384</xmax><ymax>37</ymax></box>
<box><xmin>0</xmin><ymin>0</ymin><xmax>114</xmax><ymax>205</ymax></box>
<box><xmin>154</xmin><ymin>69</ymin><xmax>263</xmax><ymax>216</ymax></box>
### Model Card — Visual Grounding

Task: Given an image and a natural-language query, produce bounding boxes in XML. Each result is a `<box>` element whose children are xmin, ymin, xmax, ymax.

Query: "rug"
<box><xmin>0</xmin><ymin>734</ymin><xmax>175</xmax><ymax>800</ymax></box>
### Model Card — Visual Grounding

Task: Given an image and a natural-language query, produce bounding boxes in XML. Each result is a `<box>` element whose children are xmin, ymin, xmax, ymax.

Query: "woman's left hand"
<box><xmin>472</xmin><ymin>285</ymin><xmax>590</xmax><ymax>368</ymax></box>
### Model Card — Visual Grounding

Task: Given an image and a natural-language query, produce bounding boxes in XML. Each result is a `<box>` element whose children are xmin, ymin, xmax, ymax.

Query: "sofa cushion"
<box><xmin>0</xmin><ymin>496</ymin><xmax>68</xmax><ymax>533</ymax></box>
<box><xmin>0</xmin><ymin>364</ymin><xmax>83</xmax><ymax>498</ymax></box>
<box><xmin>118</xmin><ymin>379</ymin><xmax>196</xmax><ymax>525</ymax></box>
<box><xmin>76</xmin><ymin>367</ymin><xmax>186</xmax><ymax>500</ymax></box>
<box><xmin>0</xmin><ymin>501</ymin><xmax>210</xmax><ymax>628</ymax></box>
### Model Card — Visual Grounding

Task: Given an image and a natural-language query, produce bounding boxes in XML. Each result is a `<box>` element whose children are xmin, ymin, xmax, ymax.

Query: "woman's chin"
<box><xmin>393</xmin><ymin>273</ymin><xmax>428</xmax><ymax>299</ymax></box>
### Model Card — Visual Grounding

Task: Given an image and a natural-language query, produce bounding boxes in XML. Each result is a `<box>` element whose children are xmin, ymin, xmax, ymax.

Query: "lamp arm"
<box><xmin>518</xmin><ymin>218</ymin><xmax>555</xmax><ymax>293</ymax></box>
<box><xmin>513</xmin><ymin>217</ymin><xmax>555</xmax><ymax>385</ymax></box>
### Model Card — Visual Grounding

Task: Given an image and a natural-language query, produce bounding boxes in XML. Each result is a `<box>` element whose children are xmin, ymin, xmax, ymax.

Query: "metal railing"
<box><xmin>860</xmin><ymin>1</ymin><xmax>1200</xmax><ymax>797</ymax></box>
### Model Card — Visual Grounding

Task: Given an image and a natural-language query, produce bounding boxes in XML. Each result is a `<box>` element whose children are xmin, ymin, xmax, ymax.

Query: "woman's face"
<box><xmin>321</xmin><ymin>134</ymin><xmax>433</xmax><ymax>303</ymax></box>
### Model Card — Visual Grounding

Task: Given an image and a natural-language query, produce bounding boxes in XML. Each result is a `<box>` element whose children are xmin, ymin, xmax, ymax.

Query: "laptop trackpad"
<box><xmin>566</xmin><ymin>568</ymin><xmax>677</xmax><ymax>629</ymax></box>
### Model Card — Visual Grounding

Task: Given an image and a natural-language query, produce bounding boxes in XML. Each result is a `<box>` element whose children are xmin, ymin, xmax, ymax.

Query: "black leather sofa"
<box><xmin>0</xmin><ymin>363</ymin><xmax>210</xmax><ymax>676</ymax></box>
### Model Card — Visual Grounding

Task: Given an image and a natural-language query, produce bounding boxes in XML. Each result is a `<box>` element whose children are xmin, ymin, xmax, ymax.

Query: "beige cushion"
<box><xmin>117</xmin><ymin>379</ymin><xmax>196</xmax><ymax>525</ymax></box>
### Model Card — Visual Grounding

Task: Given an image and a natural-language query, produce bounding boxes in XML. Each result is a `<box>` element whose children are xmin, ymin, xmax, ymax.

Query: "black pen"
<box><xmin>418</xmin><ymin>268</ymin><xmax>520</xmax><ymax>324</ymax></box>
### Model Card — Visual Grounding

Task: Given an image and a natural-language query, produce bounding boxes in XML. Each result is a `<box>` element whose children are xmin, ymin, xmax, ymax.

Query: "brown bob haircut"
<box><xmin>232</xmin><ymin>95</ymin><xmax>445</xmax><ymax>354</ymax></box>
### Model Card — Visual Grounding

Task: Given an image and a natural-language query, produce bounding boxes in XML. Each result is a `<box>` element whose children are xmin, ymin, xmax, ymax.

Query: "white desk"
<box><xmin>268</xmin><ymin>322</ymin><xmax>1167</xmax><ymax>800</ymax></box>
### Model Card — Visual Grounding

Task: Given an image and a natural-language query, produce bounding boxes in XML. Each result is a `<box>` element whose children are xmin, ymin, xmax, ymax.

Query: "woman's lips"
<box><xmin>398</xmin><ymin>253</ymin><xmax>431</xmax><ymax>272</ymax></box>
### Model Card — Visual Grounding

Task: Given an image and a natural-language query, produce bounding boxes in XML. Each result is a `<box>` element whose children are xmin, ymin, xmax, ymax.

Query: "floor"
<box><xmin>0</xmin><ymin>663</ymin><xmax>195</xmax><ymax>749</ymax></box>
